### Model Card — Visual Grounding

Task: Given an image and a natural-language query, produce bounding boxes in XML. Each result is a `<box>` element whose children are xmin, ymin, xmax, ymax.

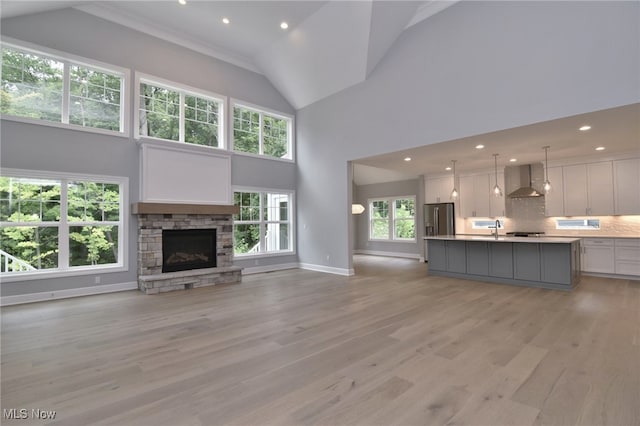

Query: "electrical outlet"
<box><xmin>95</xmin><ymin>276</ymin><xmax>101</xmax><ymax>284</ymax></box>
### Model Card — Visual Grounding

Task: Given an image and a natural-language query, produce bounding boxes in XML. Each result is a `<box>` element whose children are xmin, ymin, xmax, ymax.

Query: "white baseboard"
<box><xmin>241</xmin><ymin>263</ymin><xmax>299</xmax><ymax>275</ymax></box>
<box><xmin>354</xmin><ymin>250</ymin><xmax>421</xmax><ymax>260</ymax></box>
<box><xmin>0</xmin><ymin>282</ymin><xmax>138</xmax><ymax>306</ymax></box>
<box><xmin>299</xmin><ymin>263</ymin><xmax>355</xmax><ymax>276</ymax></box>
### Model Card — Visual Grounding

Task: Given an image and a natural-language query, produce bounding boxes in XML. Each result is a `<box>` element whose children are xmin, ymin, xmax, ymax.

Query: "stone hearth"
<box><xmin>133</xmin><ymin>203</ymin><xmax>242</xmax><ymax>294</ymax></box>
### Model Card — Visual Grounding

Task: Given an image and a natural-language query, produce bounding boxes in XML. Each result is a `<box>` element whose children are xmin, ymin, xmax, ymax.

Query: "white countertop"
<box><xmin>424</xmin><ymin>235</ymin><xmax>581</xmax><ymax>244</ymax></box>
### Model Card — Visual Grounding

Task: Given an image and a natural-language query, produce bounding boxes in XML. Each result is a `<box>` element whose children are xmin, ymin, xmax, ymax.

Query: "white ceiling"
<box><xmin>0</xmin><ymin>0</ymin><xmax>455</xmax><ymax>109</ymax></box>
<box><xmin>353</xmin><ymin>103</ymin><xmax>640</xmax><ymax>185</ymax></box>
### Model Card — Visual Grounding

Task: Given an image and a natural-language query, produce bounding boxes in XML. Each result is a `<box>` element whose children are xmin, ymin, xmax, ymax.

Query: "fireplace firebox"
<box><xmin>162</xmin><ymin>229</ymin><xmax>217</xmax><ymax>273</ymax></box>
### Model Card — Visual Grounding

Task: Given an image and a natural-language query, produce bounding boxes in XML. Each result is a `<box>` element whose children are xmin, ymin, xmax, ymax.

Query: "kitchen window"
<box><xmin>136</xmin><ymin>74</ymin><xmax>225</xmax><ymax>148</ymax></box>
<box><xmin>0</xmin><ymin>169</ymin><xmax>128</xmax><ymax>281</ymax></box>
<box><xmin>231</xmin><ymin>100</ymin><xmax>293</xmax><ymax>161</ymax></box>
<box><xmin>369</xmin><ymin>197</ymin><xmax>416</xmax><ymax>242</ymax></box>
<box><xmin>556</xmin><ymin>219</ymin><xmax>600</xmax><ymax>230</ymax></box>
<box><xmin>233</xmin><ymin>189</ymin><xmax>294</xmax><ymax>256</ymax></box>
<box><xmin>1</xmin><ymin>40</ymin><xmax>127</xmax><ymax>135</ymax></box>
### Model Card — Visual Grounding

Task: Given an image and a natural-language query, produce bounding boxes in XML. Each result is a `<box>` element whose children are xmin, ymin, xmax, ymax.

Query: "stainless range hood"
<box><xmin>506</xmin><ymin>164</ymin><xmax>544</xmax><ymax>198</ymax></box>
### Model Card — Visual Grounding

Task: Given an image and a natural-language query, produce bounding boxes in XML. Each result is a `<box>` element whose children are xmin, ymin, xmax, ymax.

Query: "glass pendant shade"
<box><xmin>450</xmin><ymin>160</ymin><xmax>458</xmax><ymax>200</ymax></box>
<box><xmin>492</xmin><ymin>154</ymin><xmax>502</xmax><ymax>197</ymax></box>
<box><xmin>543</xmin><ymin>146</ymin><xmax>552</xmax><ymax>194</ymax></box>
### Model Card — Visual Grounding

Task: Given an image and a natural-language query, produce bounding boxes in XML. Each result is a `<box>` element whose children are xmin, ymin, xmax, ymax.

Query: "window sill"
<box><xmin>0</xmin><ymin>264</ymin><xmax>127</xmax><ymax>283</ymax></box>
<box><xmin>231</xmin><ymin>150</ymin><xmax>295</xmax><ymax>164</ymax></box>
<box><xmin>234</xmin><ymin>250</ymin><xmax>296</xmax><ymax>259</ymax></box>
<box><xmin>1</xmin><ymin>115</ymin><xmax>128</xmax><ymax>138</ymax></box>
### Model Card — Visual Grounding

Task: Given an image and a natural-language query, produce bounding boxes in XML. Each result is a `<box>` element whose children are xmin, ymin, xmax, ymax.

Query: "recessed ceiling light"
<box><xmin>509</xmin><ymin>158</ymin><xmax>517</xmax><ymax>162</ymax></box>
<box><xmin>404</xmin><ymin>157</ymin><xmax>412</xmax><ymax>162</ymax></box>
<box><xmin>579</xmin><ymin>125</ymin><xmax>591</xmax><ymax>131</ymax></box>
<box><xmin>280</xmin><ymin>22</ymin><xmax>289</xmax><ymax>30</ymax></box>
<box><xmin>475</xmin><ymin>144</ymin><xmax>485</xmax><ymax>149</ymax></box>
<box><xmin>222</xmin><ymin>17</ymin><xmax>230</xmax><ymax>24</ymax></box>
<box><xmin>595</xmin><ymin>146</ymin><xmax>605</xmax><ymax>151</ymax></box>
<box><xmin>178</xmin><ymin>0</ymin><xmax>186</xmax><ymax>5</ymax></box>
<box><xmin>445</xmin><ymin>166</ymin><xmax>452</xmax><ymax>171</ymax></box>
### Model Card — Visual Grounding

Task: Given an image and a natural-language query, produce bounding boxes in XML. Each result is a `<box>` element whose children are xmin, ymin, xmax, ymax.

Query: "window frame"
<box><xmin>1</xmin><ymin>37</ymin><xmax>130</xmax><ymax>137</ymax></box>
<box><xmin>230</xmin><ymin>98</ymin><xmax>295</xmax><ymax>162</ymax></box>
<box><xmin>232</xmin><ymin>186</ymin><xmax>296</xmax><ymax>258</ymax></box>
<box><xmin>134</xmin><ymin>72</ymin><xmax>226</xmax><ymax>150</ymax></box>
<box><xmin>0</xmin><ymin>168</ymin><xmax>129</xmax><ymax>282</ymax></box>
<box><xmin>368</xmin><ymin>196</ymin><xmax>417</xmax><ymax>243</ymax></box>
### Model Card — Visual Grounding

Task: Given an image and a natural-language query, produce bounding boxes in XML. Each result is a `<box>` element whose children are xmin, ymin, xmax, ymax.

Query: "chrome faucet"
<box><xmin>490</xmin><ymin>219</ymin><xmax>501</xmax><ymax>240</ymax></box>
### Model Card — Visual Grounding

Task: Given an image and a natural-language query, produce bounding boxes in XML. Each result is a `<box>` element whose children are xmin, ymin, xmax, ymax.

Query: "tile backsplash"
<box><xmin>462</xmin><ymin>194</ymin><xmax>640</xmax><ymax>238</ymax></box>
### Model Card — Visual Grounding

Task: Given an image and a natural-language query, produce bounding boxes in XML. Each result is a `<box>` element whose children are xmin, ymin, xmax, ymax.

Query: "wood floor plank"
<box><xmin>1</xmin><ymin>255</ymin><xmax>639</xmax><ymax>425</ymax></box>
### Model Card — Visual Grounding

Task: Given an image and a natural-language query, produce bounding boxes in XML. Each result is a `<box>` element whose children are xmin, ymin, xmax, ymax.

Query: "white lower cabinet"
<box><xmin>614</xmin><ymin>239</ymin><xmax>640</xmax><ymax>276</ymax></box>
<box><xmin>581</xmin><ymin>238</ymin><xmax>640</xmax><ymax>277</ymax></box>
<box><xmin>581</xmin><ymin>238</ymin><xmax>615</xmax><ymax>274</ymax></box>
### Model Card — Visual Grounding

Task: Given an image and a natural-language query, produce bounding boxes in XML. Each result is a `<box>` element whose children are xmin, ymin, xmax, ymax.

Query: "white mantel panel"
<box><xmin>140</xmin><ymin>142</ymin><xmax>232</xmax><ymax>205</ymax></box>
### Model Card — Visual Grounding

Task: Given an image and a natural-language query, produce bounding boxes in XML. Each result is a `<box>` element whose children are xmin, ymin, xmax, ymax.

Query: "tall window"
<box><xmin>233</xmin><ymin>190</ymin><xmax>293</xmax><ymax>256</ymax></box>
<box><xmin>232</xmin><ymin>102</ymin><xmax>293</xmax><ymax>160</ymax></box>
<box><xmin>1</xmin><ymin>43</ymin><xmax>125</xmax><ymax>133</ymax></box>
<box><xmin>137</xmin><ymin>75</ymin><xmax>225</xmax><ymax>148</ymax></box>
<box><xmin>0</xmin><ymin>170</ymin><xmax>127</xmax><ymax>279</ymax></box>
<box><xmin>369</xmin><ymin>197</ymin><xmax>416</xmax><ymax>241</ymax></box>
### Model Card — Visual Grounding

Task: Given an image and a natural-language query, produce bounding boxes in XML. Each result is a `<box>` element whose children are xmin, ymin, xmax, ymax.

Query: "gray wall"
<box><xmin>297</xmin><ymin>1</ymin><xmax>639</xmax><ymax>272</ymax></box>
<box><xmin>354</xmin><ymin>179</ymin><xmax>422</xmax><ymax>257</ymax></box>
<box><xmin>1</xmin><ymin>9</ymin><xmax>296</xmax><ymax>296</ymax></box>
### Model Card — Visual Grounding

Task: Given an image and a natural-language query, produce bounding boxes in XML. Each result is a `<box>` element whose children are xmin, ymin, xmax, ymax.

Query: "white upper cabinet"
<box><xmin>425</xmin><ymin>175</ymin><xmax>454</xmax><ymax>204</ymax></box>
<box><xmin>563</xmin><ymin>162</ymin><xmax>614</xmax><ymax>216</ymax></box>
<box><xmin>613</xmin><ymin>158</ymin><xmax>640</xmax><ymax>215</ymax></box>
<box><xmin>460</xmin><ymin>174</ymin><xmax>491</xmax><ymax>217</ymax></box>
<box><xmin>489</xmin><ymin>171</ymin><xmax>505</xmax><ymax>217</ymax></box>
<box><xmin>544</xmin><ymin>167</ymin><xmax>564</xmax><ymax>217</ymax></box>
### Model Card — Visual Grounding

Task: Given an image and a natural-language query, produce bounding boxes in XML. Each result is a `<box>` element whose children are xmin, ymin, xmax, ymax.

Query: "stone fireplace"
<box><xmin>133</xmin><ymin>203</ymin><xmax>242</xmax><ymax>294</ymax></box>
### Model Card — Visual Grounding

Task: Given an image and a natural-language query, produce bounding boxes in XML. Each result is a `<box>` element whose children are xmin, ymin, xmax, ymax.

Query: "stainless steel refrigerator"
<box><xmin>424</xmin><ymin>203</ymin><xmax>455</xmax><ymax>262</ymax></box>
<box><xmin>424</xmin><ymin>203</ymin><xmax>455</xmax><ymax>236</ymax></box>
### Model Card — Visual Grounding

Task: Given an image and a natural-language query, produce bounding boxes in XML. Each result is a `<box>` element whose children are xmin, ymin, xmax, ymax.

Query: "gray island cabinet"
<box><xmin>425</xmin><ymin>236</ymin><xmax>581</xmax><ymax>290</ymax></box>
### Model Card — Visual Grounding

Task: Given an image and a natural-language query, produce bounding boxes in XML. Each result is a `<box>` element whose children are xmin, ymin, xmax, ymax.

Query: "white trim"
<box><xmin>0</xmin><ymin>169</ymin><xmax>129</xmax><ymax>281</ymax></box>
<box><xmin>134</xmin><ymin>72</ymin><xmax>227</xmax><ymax>147</ymax></box>
<box><xmin>74</xmin><ymin>3</ymin><xmax>262</xmax><ymax>74</ymax></box>
<box><xmin>353</xmin><ymin>250</ymin><xmax>421</xmax><ymax>260</ymax></box>
<box><xmin>240</xmin><ymin>263</ymin><xmax>299</xmax><ymax>275</ymax></box>
<box><xmin>298</xmin><ymin>263</ymin><xmax>355</xmax><ymax>276</ymax></box>
<box><xmin>582</xmin><ymin>272</ymin><xmax>639</xmax><ymax>281</ymax></box>
<box><xmin>0</xmin><ymin>282</ymin><xmax>138</xmax><ymax>306</ymax></box>
<box><xmin>1</xmin><ymin>37</ymin><xmax>130</xmax><ymax>137</ymax></box>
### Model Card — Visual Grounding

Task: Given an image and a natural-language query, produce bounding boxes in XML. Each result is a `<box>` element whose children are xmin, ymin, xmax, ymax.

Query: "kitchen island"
<box><xmin>424</xmin><ymin>235</ymin><xmax>581</xmax><ymax>290</ymax></box>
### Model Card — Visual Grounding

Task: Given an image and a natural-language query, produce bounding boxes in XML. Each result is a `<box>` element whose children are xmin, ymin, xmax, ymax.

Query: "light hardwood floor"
<box><xmin>2</xmin><ymin>255</ymin><xmax>639</xmax><ymax>426</ymax></box>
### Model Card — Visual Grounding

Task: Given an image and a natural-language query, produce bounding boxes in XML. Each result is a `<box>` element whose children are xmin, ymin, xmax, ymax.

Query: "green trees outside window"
<box><xmin>233</xmin><ymin>105</ymin><xmax>291</xmax><ymax>160</ymax></box>
<box><xmin>138</xmin><ymin>80</ymin><xmax>223</xmax><ymax>148</ymax></box>
<box><xmin>0</xmin><ymin>175</ymin><xmax>122</xmax><ymax>274</ymax></box>
<box><xmin>233</xmin><ymin>191</ymin><xmax>292</xmax><ymax>256</ymax></box>
<box><xmin>1</xmin><ymin>45</ymin><xmax>123</xmax><ymax>132</ymax></box>
<box><xmin>369</xmin><ymin>197</ymin><xmax>416</xmax><ymax>241</ymax></box>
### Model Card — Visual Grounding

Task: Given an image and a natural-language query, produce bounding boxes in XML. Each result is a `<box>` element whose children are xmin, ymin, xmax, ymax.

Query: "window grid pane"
<box><xmin>139</xmin><ymin>83</ymin><xmax>180</xmax><ymax>141</ymax></box>
<box><xmin>263</xmin><ymin>115</ymin><xmax>288</xmax><ymax>159</ymax></box>
<box><xmin>185</xmin><ymin>95</ymin><xmax>221</xmax><ymax>147</ymax></box>
<box><xmin>233</xmin><ymin>107</ymin><xmax>260</xmax><ymax>154</ymax></box>
<box><xmin>69</xmin><ymin>65</ymin><xmax>121</xmax><ymax>131</ymax></box>
<box><xmin>1</xmin><ymin>47</ymin><xmax>63</xmax><ymax>123</ymax></box>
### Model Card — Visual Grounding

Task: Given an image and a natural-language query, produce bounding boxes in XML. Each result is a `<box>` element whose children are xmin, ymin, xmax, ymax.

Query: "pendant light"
<box><xmin>492</xmin><ymin>154</ymin><xmax>502</xmax><ymax>197</ymax></box>
<box><xmin>543</xmin><ymin>146</ymin><xmax>552</xmax><ymax>193</ymax></box>
<box><xmin>450</xmin><ymin>160</ymin><xmax>458</xmax><ymax>200</ymax></box>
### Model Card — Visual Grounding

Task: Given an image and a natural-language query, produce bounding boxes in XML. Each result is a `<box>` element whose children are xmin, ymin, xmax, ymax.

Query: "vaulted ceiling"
<box><xmin>0</xmin><ymin>0</ymin><xmax>457</xmax><ymax>109</ymax></box>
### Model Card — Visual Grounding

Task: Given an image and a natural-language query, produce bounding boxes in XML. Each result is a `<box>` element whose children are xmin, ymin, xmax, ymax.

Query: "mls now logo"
<box><xmin>3</xmin><ymin>408</ymin><xmax>57</xmax><ymax>420</ymax></box>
